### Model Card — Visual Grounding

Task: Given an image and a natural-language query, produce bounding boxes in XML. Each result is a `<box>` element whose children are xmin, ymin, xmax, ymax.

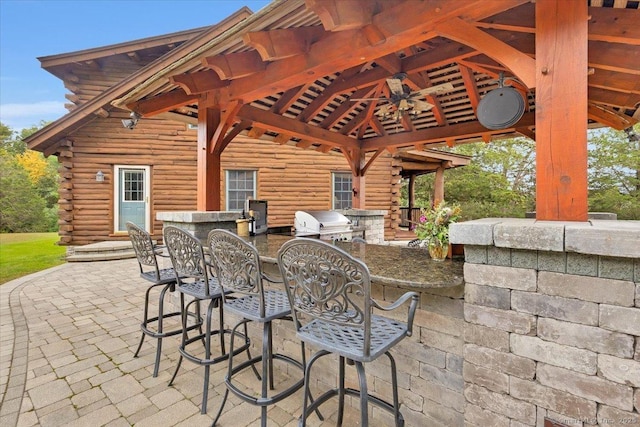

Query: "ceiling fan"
<box><xmin>351</xmin><ymin>72</ymin><xmax>454</xmax><ymax>122</ymax></box>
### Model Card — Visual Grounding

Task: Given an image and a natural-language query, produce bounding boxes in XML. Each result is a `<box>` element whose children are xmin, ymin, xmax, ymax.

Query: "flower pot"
<box><xmin>428</xmin><ymin>240</ymin><xmax>448</xmax><ymax>262</ymax></box>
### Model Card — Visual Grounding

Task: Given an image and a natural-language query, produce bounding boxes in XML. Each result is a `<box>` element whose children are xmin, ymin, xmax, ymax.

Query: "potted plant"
<box><xmin>414</xmin><ymin>200</ymin><xmax>462</xmax><ymax>261</ymax></box>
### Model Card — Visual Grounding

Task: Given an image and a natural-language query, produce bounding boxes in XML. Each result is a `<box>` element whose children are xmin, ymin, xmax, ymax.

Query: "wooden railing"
<box><xmin>399</xmin><ymin>207</ymin><xmax>423</xmax><ymax>228</ymax></box>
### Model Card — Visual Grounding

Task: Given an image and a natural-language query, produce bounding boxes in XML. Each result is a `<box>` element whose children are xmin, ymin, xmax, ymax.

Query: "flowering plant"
<box><xmin>414</xmin><ymin>201</ymin><xmax>462</xmax><ymax>247</ymax></box>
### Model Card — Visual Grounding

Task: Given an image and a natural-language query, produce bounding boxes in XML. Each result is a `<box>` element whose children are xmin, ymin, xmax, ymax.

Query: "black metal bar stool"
<box><xmin>207</xmin><ymin>229</ymin><xmax>310</xmax><ymax>427</ymax></box>
<box><xmin>163</xmin><ymin>225</ymin><xmax>251</xmax><ymax>415</ymax></box>
<box><xmin>126</xmin><ymin>221</ymin><xmax>197</xmax><ymax>378</ymax></box>
<box><xmin>277</xmin><ymin>237</ymin><xmax>419</xmax><ymax>427</ymax></box>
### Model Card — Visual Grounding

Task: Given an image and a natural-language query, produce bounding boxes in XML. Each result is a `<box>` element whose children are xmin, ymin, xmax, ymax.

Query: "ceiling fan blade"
<box><xmin>350</xmin><ymin>97</ymin><xmax>389</xmax><ymax>102</ymax></box>
<box><xmin>410</xmin><ymin>100</ymin><xmax>434</xmax><ymax>111</ymax></box>
<box><xmin>386</xmin><ymin>78</ymin><xmax>404</xmax><ymax>96</ymax></box>
<box><xmin>412</xmin><ymin>82</ymin><xmax>455</xmax><ymax>97</ymax></box>
<box><xmin>376</xmin><ymin>104</ymin><xmax>394</xmax><ymax>116</ymax></box>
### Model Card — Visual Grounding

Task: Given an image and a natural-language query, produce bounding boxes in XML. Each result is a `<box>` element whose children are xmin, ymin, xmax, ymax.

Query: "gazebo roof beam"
<box><xmin>170</xmin><ymin>70</ymin><xmax>229</xmax><ymax>95</ymax></box>
<box><xmin>244</xmin><ymin>26</ymin><xmax>328</xmax><ymax>61</ymax></box>
<box><xmin>588</xmin><ymin>69</ymin><xmax>640</xmax><ymax>95</ymax></box>
<box><xmin>362</xmin><ymin>111</ymin><xmax>535</xmax><ymax>151</ymax></box>
<box><xmin>214</xmin><ymin>0</ymin><xmax>528</xmax><ymax>104</ymax></box>
<box><xmin>126</xmin><ymin>89</ymin><xmax>198</xmax><ymax>116</ymax></box>
<box><xmin>204</xmin><ymin>50</ymin><xmax>266</xmax><ymax>80</ymax></box>
<box><xmin>435</xmin><ymin>17</ymin><xmax>536</xmax><ymax>88</ymax></box>
<box><xmin>236</xmin><ymin>104</ymin><xmax>359</xmax><ymax>149</ymax></box>
<box><xmin>589</xmin><ymin>87</ymin><xmax>640</xmax><ymax>109</ymax></box>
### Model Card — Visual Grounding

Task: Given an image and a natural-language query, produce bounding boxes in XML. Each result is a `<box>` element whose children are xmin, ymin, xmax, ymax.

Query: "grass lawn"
<box><xmin>0</xmin><ymin>233</ymin><xmax>66</xmax><ymax>285</ymax></box>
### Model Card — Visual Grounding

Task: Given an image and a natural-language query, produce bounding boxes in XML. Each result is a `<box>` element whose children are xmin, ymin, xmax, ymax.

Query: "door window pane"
<box><xmin>333</xmin><ymin>173</ymin><xmax>352</xmax><ymax>210</ymax></box>
<box><xmin>226</xmin><ymin>170</ymin><xmax>256</xmax><ymax>211</ymax></box>
<box><xmin>124</xmin><ymin>171</ymin><xmax>144</xmax><ymax>201</ymax></box>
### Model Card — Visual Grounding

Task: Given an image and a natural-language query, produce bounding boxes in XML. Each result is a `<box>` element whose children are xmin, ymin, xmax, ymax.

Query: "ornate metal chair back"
<box><xmin>207</xmin><ymin>229</ymin><xmax>266</xmax><ymax>316</ymax></box>
<box><xmin>277</xmin><ymin>237</ymin><xmax>374</xmax><ymax>357</ymax></box>
<box><xmin>163</xmin><ymin>226</ymin><xmax>212</xmax><ymax>297</ymax></box>
<box><xmin>126</xmin><ymin>221</ymin><xmax>164</xmax><ymax>282</ymax></box>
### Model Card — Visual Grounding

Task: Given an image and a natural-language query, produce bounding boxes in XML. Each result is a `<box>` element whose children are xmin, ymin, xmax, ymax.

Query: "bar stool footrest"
<box><xmin>226</xmin><ymin>353</ymin><xmax>305</xmax><ymax>406</ymax></box>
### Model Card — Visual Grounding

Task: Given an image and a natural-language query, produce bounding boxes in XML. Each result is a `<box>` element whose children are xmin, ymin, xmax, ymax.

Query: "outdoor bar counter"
<box><xmin>244</xmin><ymin>233</ymin><xmax>464</xmax><ymax>290</ymax></box>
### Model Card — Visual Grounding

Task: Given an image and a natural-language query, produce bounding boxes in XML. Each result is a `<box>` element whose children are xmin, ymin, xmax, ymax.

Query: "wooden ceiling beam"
<box><xmin>204</xmin><ymin>50</ymin><xmax>266</xmax><ymax>80</ymax></box>
<box><xmin>588</xmin><ymin>104</ymin><xmax>638</xmax><ymax>130</ymax></box>
<box><xmin>306</xmin><ymin>0</ymin><xmax>375</xmax><ymax>31</ymax></box>
<box><xmin>516</xmin><ymin>126</ymin><xmax>536</xmax><ymax>141</ymax></box>
<box><xmin>236</xmin><ymin>104</ymin><xmax>359</xmax><ymax>149</ymax></box>
<box><xmin>170</xmin><ymin>70</ymin><xmax>229</xmax><ymax>95</ymax></box>
<box><xmin>458</xmin><ymin>64</ymin><xmax>481</xmax><ymax>113</ymax></box>
<box><xmin>218</xmin><ymin>0</ymin><xmax>527</xmax><ymax>104</ymax></box>
<box><xmin>362</xmin><ymin>111</ymin><xmax>535</xmax><ymax>151</ymax></box>
<box><xmin>270</xmin><ymin>83</ymin><xmax>312</xmax><ymax>114</ymax></box>
<box><xmin>588</xmin><ymin>69</ymin><xmax>640</xmax><ymax>95</ymax></box>
<box><xmin>247</xmin><ymin>126</ymin><xmax>266</xmax><ymax>138</ymax></box>
<box><xmin>125</xmin><ymin>89</ymin><xmax>198</xmax><ymax>116</ymax></box>
<box><xmin>474</xmin><ymin>6</ymin><xmax>640</xmax><ymax>45</ymax></box>
<box><xmin>589</xmin><ymin>87</ymin><xmax>640</xmax><ymax>109</ymax></box>
<box><xmin>589</xmin><ymin>41</ymin><xmax>640</xmax><ymax>75</ymax></box>
<box><xmin>318</xmin><ymin>85</ymin><xmax>377</xmax><ymax>129</ymax></box>
<box><xmin>435</xmin><ymin>17</ymin><xmax>536</xmax><ymax>88</ymax></box>
<box><xmin>244</xmin><ymin>26</ymin><xmax>328</xmax><ymax>61</ymax></box>
<box><xmin>374</xmin><ymin>53</ymin><xmax>402</xmax><ymax>74</ymax></box>
<box><xmin>587</xmin><ymin>7</ymin><xmax>640</xmax><ymax>45</ymax></box>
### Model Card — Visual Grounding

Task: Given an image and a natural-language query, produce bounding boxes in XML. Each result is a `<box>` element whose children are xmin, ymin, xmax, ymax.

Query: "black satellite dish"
<box><xmin>477</xmin><ymin>73</ymin><xmax>525</xmax><ymax>130</ymax></box>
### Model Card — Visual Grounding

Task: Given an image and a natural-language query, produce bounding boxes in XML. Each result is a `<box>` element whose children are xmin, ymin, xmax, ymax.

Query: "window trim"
<box><xmin>332</xmin><ymin>171</ymin><xmax>353</xmax><ymax>210</ymax></box>
<box><xmin>225</xmin><ymin>169</ymin><xmax>257</xmax><ymax>211</ymax></box>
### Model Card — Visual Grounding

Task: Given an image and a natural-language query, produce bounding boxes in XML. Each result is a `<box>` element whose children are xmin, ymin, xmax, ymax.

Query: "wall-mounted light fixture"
<box><xmin>96</xmin><ymin>170</ymin><xmax>105</xmax><ymax>182</ymax></box>
<box><xmin>121</xmin><ymin>111</ymin><xmax>141</xmax><ymax>130</ymax></box>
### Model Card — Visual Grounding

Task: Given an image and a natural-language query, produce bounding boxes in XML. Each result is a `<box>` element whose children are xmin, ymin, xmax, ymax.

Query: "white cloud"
<box><xmin>0</xmin><ymin>101</ymin><xmax>67</xmax><ymax>130</ymax></box>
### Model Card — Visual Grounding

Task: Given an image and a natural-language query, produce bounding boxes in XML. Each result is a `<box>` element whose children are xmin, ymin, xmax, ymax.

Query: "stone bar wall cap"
<box><xmin>566</xmin><ymin>220</ymin><xmax>640</xmax><ymax>259</ymax></box>
<box><xmin>494</xmin><ymin>220</ymin><xmax>566</xmax><ymax>252</ymax></box>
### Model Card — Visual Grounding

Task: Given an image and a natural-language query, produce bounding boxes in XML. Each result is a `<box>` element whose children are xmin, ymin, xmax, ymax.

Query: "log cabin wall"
<box><xmin>58</xmin><ymin>113</ymin><xmax>399</xmax><ymax>246</ymax></box>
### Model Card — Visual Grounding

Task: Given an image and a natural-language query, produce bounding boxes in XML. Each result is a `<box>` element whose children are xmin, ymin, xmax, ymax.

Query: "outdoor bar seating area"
<box><xmin>122</xmin><ymin>218</ymin><xmax>462</xmax><ymax>426</ymax></box>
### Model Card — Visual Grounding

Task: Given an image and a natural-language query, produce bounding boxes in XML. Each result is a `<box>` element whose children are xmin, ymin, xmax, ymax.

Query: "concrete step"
<box><xmin>66</xmin><ymin>241</ymin><xmax>136</xmax><ymax>262</ymax></box>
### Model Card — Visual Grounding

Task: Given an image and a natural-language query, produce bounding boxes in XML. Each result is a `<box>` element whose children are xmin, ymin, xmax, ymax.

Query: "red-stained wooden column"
<box><xmin>351</xmin><ymin>149</ymin><xmax>366</xmax><ymax>209</ymax></box>
<box><xmin>535</xmin><ymin>0</ymin><xmax>589</xmax><ymax>221</ymax></box>
<box><xmin>433</xmin><ymin>165</ymin><xmax>445</xmax><ymax>206</ymax></box>
<box><xmin>196</xmin><ymin>103</ymin><xmax>222</xmax><ymax>211</ymax></box>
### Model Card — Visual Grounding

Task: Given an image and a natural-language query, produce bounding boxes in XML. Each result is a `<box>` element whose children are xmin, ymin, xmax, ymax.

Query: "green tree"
<box><xmin>0</xmin><ymin>152</ymin><xmax>49</xmax><ymax>232</ymax></box>
<box><xmin>587</xmin><ymin>125</ymin><xmax>640</xmax><ymax>219</ymax></box>
<box><xmin>0</xmin><ymin>121</ymin><xmax>59</xmax><ymax>232</ymax></box>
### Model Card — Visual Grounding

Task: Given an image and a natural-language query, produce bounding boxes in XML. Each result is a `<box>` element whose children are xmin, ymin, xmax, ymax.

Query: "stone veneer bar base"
<box><xmin>450</xmin><ymin>219</ymin><xmax>640</xmax><ymax>427</ymax></box>
<box><xmin>339</xmin><ymin>209</ymin><xmax>387</xmax><ymax>244</ymax></box>
<box><xmin>156</xmin><ymin>211</ymin><xmax>239</xmax><ymax>241</ymax></box>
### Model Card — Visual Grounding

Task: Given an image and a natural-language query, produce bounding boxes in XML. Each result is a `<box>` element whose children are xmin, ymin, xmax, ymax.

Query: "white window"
<box><xmin>226</xmin><ymin>170</ymin><xmax>256</xmax><ymax>211</ymax></box>
<box><xmin>332</xmin><ymin>172</ymin><xmax>352</xmax><ymax>210</ymax></box>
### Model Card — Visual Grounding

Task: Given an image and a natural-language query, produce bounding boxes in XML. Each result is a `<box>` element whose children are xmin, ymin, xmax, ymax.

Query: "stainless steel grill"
<box><xmin>294</xmin><ymin>210</ymin><xmax>353</xmax><ymax>241</ymax></box>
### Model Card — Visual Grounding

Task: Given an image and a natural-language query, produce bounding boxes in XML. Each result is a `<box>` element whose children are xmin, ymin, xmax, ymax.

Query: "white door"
<box><xmin>115</xmin><ymin>166</ymin><xmax>150</xmax><ymax>232</ymax></box>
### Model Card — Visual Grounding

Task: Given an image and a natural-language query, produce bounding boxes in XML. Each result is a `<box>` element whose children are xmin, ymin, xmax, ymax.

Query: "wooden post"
<box><xmin>535</xmin><ymin>0</ymin><xmax>589</xmax><ymax>221</ymax></box>
<box><xmin>196</xmin><ymin>102</ymin><xmax>222</xmax><ymax>211</ymax></box>
<box><xmin>351</xmin><ymin>149</ymin><xmax>366</xmax><ymax>209</ymax></box>
<box><xmin>408</xmin><ymin>174</ymin><xmax>415</xmax><ymax>227</ymax></box>
<box><xmin>433</xmin><ymin>165</ymin><xmax>445</xmax><ymax>206</ymax></box>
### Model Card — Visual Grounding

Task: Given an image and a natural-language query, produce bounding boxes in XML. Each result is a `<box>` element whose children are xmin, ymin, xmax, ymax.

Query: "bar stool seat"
<box><xmin>163</xmin><ymin>225</ymin><xmax>251</xmax><ymax>415</ymax></box>
<box><xmin>207</xmin><ymin>229</ymin><xmax>309</xmax><ymax>427</ymax></box>
<box><xmin>278</xmin><ymin>237</ymin><xmax>419</xmax><ymax>427</ymax></box>
<box><xmin>126</xmin><ymin>221</ymin><xmax>198</xmax><ymax>378</ymax></box>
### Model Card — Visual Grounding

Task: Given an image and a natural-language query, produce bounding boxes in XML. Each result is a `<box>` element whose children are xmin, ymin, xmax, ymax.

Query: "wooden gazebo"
<box><xmin>35</xmin><ymin>0</ymin><xmax>640</xmax><ymax>221</ymax></box>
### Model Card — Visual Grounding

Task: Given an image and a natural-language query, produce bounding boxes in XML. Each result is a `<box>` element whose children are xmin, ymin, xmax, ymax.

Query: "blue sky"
<box><xmin>0</xmin><ymin>0</ymin><xmax>270</xmax><ymax>131</ymax></box>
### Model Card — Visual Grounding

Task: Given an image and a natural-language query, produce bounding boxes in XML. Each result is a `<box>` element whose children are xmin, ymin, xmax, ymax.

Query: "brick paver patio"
<box><xmin>0</xmin><ymin>258</ymin><xmax>376</xmax><ymax>427</ymax></box>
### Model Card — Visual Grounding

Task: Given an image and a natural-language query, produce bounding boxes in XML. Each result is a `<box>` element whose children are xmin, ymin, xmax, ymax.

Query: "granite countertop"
<box><xmin>245</xmin><ymin>234</ymin><xmax>464</xmax><ymax>290</ymax></box>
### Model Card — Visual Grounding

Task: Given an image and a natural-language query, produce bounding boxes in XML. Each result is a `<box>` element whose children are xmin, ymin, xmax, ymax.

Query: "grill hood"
<box><xmin>294</xmin><ymin>210</ymin><xmax>353</xmax><ymax>241</ymax></box>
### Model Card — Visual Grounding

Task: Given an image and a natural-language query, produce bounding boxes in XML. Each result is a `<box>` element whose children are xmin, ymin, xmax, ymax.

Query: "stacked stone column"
<box><xmin>451</xmin><ymin>219</ymin><xmax>640</xmax><ymax>427</ymax></box>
